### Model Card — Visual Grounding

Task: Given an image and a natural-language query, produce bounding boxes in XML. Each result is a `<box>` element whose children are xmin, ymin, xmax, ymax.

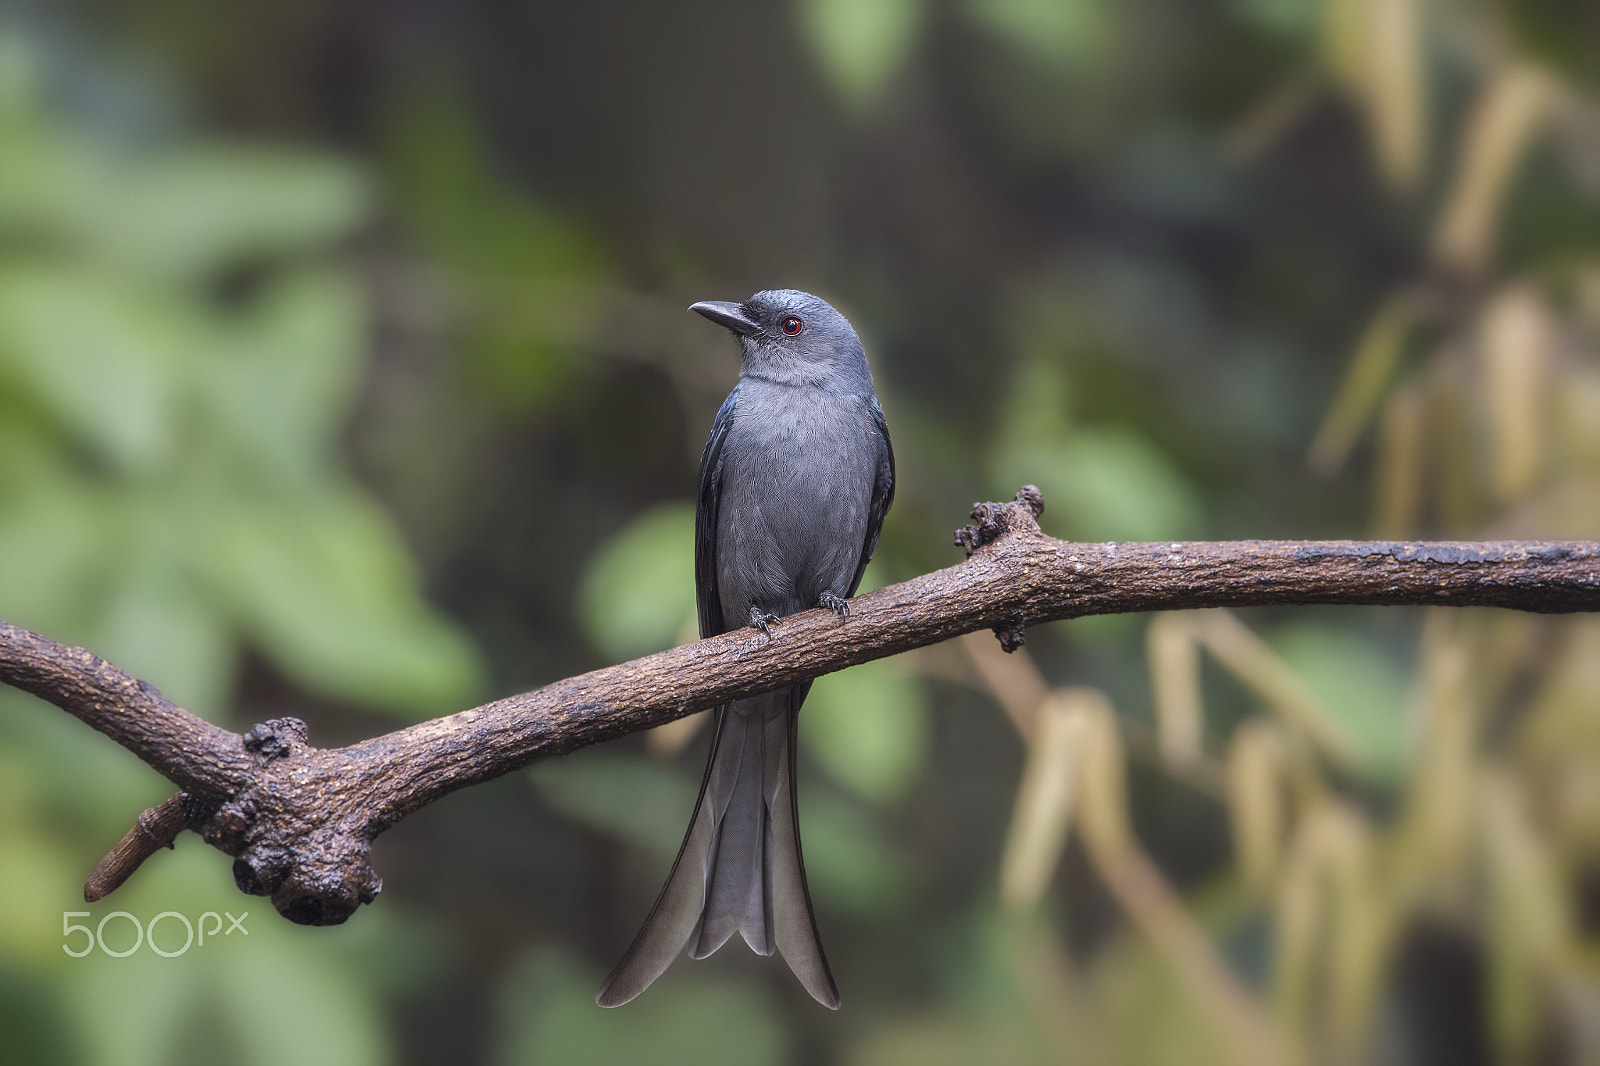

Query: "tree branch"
<box><xmin>83</xmin><ymin>792</ymin><xmax>189</xmax><ymax>902</ymax></box>
<box><xmin>3</xmin><ymin>489</ymin><xmax>1598</xmax><ymax>926</ymax></box>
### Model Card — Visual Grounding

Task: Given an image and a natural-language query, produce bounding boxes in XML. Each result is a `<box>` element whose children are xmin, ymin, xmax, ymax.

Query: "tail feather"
<box><xmin>692</xmin><ymin>703</ymin><xmax>781</xmax><ymax>958</ymax></box>
<box><xmin>596</xmin><ymin>685</ymin><xmax>839</xmax><ymax>1009</ymax></box>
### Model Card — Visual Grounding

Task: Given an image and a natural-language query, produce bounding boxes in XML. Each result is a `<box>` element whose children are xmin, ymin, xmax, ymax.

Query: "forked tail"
<box><xmin>596</xmin><ymin>685</ymin><xmax>838</xmax><ymax>1008</ymax></box>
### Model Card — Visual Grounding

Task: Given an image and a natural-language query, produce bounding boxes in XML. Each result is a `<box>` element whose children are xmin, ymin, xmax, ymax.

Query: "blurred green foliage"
<box><xmin>1</xmin><ymin>0</ymin><xmax>1599</xmax><ymax>1064</ymax></box>
<box><xmin>0</xmin><ymin>28</ymin><xmax>479</xmax><ymax>718</ymax></box>
<box><xmin>0</xmin><ymin>21</ymin><xmax>477</xmax><ymax>1066</ymax></box>
<box><xmin>492</xmin><ymin>946</ymin><xmax>787</xmax><ymax>1066</ymax></box>
<box><xmin>576</xmin><ymin>501</ymin><xmax>695</xmax><ymax>663</ymax></box>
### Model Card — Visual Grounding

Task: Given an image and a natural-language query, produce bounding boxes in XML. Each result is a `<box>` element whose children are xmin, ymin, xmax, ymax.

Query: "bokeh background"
<box><xmin>2</xmin><ymin>0</ymin><xmax>1599</xmax><ymax>1063</ymax></box>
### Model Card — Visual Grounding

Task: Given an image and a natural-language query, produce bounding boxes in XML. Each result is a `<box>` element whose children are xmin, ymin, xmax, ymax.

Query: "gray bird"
<box><xmin>596</xmin><ymin>289</ymin><xmax>894</xmax><ymax>1009</ymax></box>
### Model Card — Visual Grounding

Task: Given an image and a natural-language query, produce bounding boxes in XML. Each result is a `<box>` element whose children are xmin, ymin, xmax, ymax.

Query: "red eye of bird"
<box><xmin>780</xmin><ymin>316</ymin><xmax>803</xmax><ymax>336</ymax></box>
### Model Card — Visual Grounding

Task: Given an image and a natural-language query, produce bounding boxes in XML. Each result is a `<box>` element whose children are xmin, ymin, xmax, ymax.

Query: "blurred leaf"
<box><xmin>55</xmin><ymin>846</ymin><xmax>398</xmax><ymax>1066</ymax></box>
<box><xmin>0</xmin><ymin>93</ymin><xmax>107</xmax><ymax>239</ymax></box>
<box><xmin>999</xmin><ymin>694</ymin><xmax>1087</xmax><ymax>911</ymax></box>
<box><xmin>998</xmin><ymin>354</ymin><xmax>1075</xmax><ymax>443</ymax></box>
<box><xmin>1090</xmin><ymin>915</ymin><xmax>1238</xmax><ymax>1066</ymax></box>
<box><xmin>847</xmin><ymin>1016</ymin><xmax>1046</xmax><ymax>1066</ymax></box>
<box><xmin>95</xmin><ymin>570</ymin><xmax>235</xmax><ymax>716</ymax></box>
<box><xmin>992</xmin><ymin>346</ymin><xmax>1203</xmax><ymax>543</ymax></box>
<box><xmin>204</xmin><ymin>268</ymin><xmax>366</xmax><ymax>484</ymax></box>
<box><xmin>386</xmin><ymin>94</ymin><xmax>604</xmax><ymax>410</ymax></box>
<box><xmin>1508</xmin><ymin>0</ymin><xmax>1600</xmax><ymax>92</ymax></box>
<box><xmin>206</xmin><ymin>489</ymin><xmax>482</xmax><ymax>716</ymax></box>
<box><xmin>0</xmin><ymin>753</ymin><xmax>82</xmax><ymax>965</ymax></box>
<box><xmin>1065</xmin><ymin>689</ymin><xmax>1132</xmax><ymax>865</ymax></box>
<box><xmin>98</xmin><ymin>148</ymin><xmax>370</xmax><ymax>283</ymax></box>
<box><xmin>492</xmin><ymin>946</ymin><xmax>787</xmax><ymax>1066</ymax></box>
<box><xmin>66</xmin><ymin>951</ymin><xmax>197</xmax><ymax>1066</ymax></box>
<box><xmin>994</xmin><ymin>428</ymin><xmax>1204</xmax><ymax>541</ymax></box>
<box><xmin>0</xmin><ymin>964</ymin><xmax>78</xmax><ymax>1066</ymax></box>
<box><xmin>1479</xmin><ymin>286</ymin><xmax>1552</xmax><ymax>504</ymax></box>
<box><xmin>1226</xmin><ymin>720</ymin><xmax>1286</xmax><ymax>891</ymax></box>
<box><xmin>389</xmin><ymin>94</ymin><xmax>602</xmax><ymax>280</ymax></box>
<box><xmin>1147</xmin><ymin>614</ymin><xmax>1204</xmax><ymax>769</ymax></box>
<box><xmin>805</xmin><ymin>657</ymin><xmax>929</xmax><ymax>804</ymax></box>
<box><xmin>0</xmin><ymin>446</ymin><xmax>109</xmax><ymax>635</ymax></box>
<box><xmin>0</xmin><ymin>102</ymin><xmax>366</xmax><ymax>283</ymax></box>
<box><xmin>798</xmin><ymin>0</ymin><xmax>923</xmax><ymax>112</ymax></box>
<box><xmin>962</xmin><ymin>0</ymin><xmax>1108</xmax><ymax>70</ymax></box>
<box><xmin>206</xmin><ymin>933</ymin><xmax>392</xmax><ymax>1066</ymax></box>
<box><xmin>1483</xmin><ymin>769</ymin><xmax>1569</xmax><ymax>1061</ymax></box>
<box><xmin>789</xmin><ymin>787</ymin><xmax>905</xmax><ymax>916</ymax></box>
<box><xmin>1269</xmin><ymin>620</ymin><xmax>1411</xmax><ymax>781</ymax></box>
<box><xmin>1307</xmin><ymin>291</ymin><xmax>1414</xmax><ymax>475</ymax></box>
<box><xmin>68</xmin><ymin>924</ymin><xmax>391</xmax><ymax>1066</ymax></box>
<box><xmin>577</xmin><ymin>502</ymin><xmax>696</xmax><ymax>663</ymax></box>
<box><xmin>1323</xmin><ymin>0</ymin><xmax>1424</xmax><ymax>191</ymax></box>
<box><xmin>1316</xmin><ymin>808</ymin><xmax>1388</xmax><ymax>1049</ymax></box>
<box><xmin>1372</xmin><ymin>379</ymin><xmax>1426</xmax><ymax>536</ymax></box>
<box><xmin>1191</xmin><ymin>610</ymin><xmax>1359</xmax><ymax>768</ymax></box>
<box><xmin>1433</xmin><ymin>65</ymin><xmax>1552</xmax><ymax>275</ymax></box>
<box><xmin>530</xmin><ymin>750</ymin><xmax>698</xmax><ymax>859</ymax></box>
<box><xmin>0</xmin><ymin>690</ymin><xmax>174</xmax><ymax>838</ymax></box>
<box><xmin>0</xmin><ymin>30</ymin><xmax>43</xmax><ymax>119</ymax></box>
<box><xmin>1273</xmin><ymin>800</ymin><xmax>1322</xmax><ymax>1033</ymax></box>
<box><xmin>0</xmin><ymin>266</ymin><xmax>189</xmax><ymax>471</ymax></box>
<box><xmin>1365</xmin><ymin>0</ymin><xmax>1425</xmax><ymax>192</ymax></box>
<box><xmin>1230</xmin><ymin>0</ymin><xmax>1317</xmax><ymax>38</ymax></box>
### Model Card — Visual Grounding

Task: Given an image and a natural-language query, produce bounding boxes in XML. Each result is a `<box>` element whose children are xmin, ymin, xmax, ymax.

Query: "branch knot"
<box><xmin>955</xmin><ymin>485</ymin><xmax>1046</xmax><ymax>558</ymax></box>
<box><xmin>994</xmin><ymin>616</ymin><xmax>1028</xmax><ymax>653</ymax></box>
<box><xmin>243</xmin><ymin>717</ymin><xmax>310</xmax><ymax>761</ymax></box>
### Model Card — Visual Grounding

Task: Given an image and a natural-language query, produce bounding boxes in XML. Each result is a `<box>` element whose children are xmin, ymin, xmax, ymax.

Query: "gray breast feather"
<box><xmin>714</xmin><ymin>383</ymin><xmax>880</xmax><ymax>620</ymax></box>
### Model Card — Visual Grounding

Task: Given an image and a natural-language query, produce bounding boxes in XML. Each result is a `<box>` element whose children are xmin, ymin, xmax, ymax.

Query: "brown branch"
<box><xmin>83</xmin><ymin>792</ymin><xmax>188</xmax><ymax>902</ymax></box>
<box><xmin>4</xmin><ymin>488</ymin><xmax>1599</xmax><ymax>927</ymax></box>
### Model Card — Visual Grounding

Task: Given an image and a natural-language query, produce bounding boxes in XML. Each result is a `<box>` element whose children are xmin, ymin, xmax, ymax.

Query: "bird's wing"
<box><xmin>695</xmin><ymin>386</ymin><xmax>740</xmax><ymax>639</ymax></box>
<box><xmin>848</xmin><ymin>397</ymin><xmax>895</xmax><ymax>597</ymax></box>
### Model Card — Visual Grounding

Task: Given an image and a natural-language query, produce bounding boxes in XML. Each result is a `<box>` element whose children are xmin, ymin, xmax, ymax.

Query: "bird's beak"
<box><xmin>690</xmin><ymin>300</ymin><xmax>761</xmax><ymax>337</ymax></box>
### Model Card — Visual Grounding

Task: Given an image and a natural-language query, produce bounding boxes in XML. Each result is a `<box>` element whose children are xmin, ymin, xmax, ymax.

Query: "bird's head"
<box><xmin>691</xmin><ymin>289</ymin><xmax>869</xmax><ymax>388</ymax></box>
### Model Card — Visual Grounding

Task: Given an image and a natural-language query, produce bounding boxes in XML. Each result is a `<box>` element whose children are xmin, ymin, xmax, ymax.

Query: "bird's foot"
<box><xmin>748</xmin><ymin>607</ymin><xmax>781</xmax><ymax>637</ymax></box>
<box><xmin>818</xmin><ymin>591</ymin><xmax>850</xmax><ymax>620</ymax></box>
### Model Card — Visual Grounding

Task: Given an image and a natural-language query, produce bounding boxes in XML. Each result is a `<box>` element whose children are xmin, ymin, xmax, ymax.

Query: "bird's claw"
<box><xmin>748</xmin><ymin>607</ymin><xmax>781</xmax><ymax>637</ymax></box>
<box><xmin>818</xmin><ymin>592</ymin><xmax>850</xmax><ymax>620</ymax></box>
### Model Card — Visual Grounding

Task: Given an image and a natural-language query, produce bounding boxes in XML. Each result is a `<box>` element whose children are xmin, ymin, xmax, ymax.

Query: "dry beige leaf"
<box><xmin>1075</xmin><ymin>688</ymin><xmax>1133</xmax><ymax>865</ymax></box>
<box><xmin>1373</xmin><ymin>378</ymin><xmax>1428</xmax><ymax>536</ymax></box>
<box><xmin>1191</xmin><ymin>609</ymin><xmax>1358</xmax><ymax>767</ymax></box>
<box><xmin>1227</xmin><ymin>719</ymin><xmax>1287</xmax><ymax>891</ymax></box>
<box><xmin>1147</xmin><ymin>613</ymin><xmax>1204</xmax><ymax>769</ymax></box>
<box><xmin>1480</xmin><ymin>286</ymin><xmax>1553</xmax><ymax>504</ymax></box>
<box><xmin>1309</xmin><ymin>292</ymin><xmax>1416</xmax><ymax>475</ymax></box>
<box><xmin>1365</xmin><ymin>0</ymin><xmax>1425</xmax><ymax>191</ymax></box>
<box><xmin>1319</xmin><ymin>0</ymin><xmax>1425</xmax><ymax>191</ymax></box>
<box><xmin>960</xmin><ymin>630</ymin><xmax>1049</xmax><ymax>740</ymax></box>
<box><xmin>1388</xmin><ymin>610</ymin><xmax>1476</xmax><ymax>897</ymax></box>
<box><xmin>1433</xmin><ymin>65</ymin><xmax>1552</xmax><ymax>275</ymax></box>
<box><xmin>1482</xmin><ymin>769</ymin><xmax>1574</xmax><ymax>1060</ymax></box>
<box><xmin>998</xmin><ymin>691</ymin><xmax>1093</xmax><ymax>911</ymax></box>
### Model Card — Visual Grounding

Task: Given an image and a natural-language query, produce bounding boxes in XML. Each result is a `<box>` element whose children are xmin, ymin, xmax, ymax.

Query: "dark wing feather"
<box><xmin>847</xmin><ymin>397</ymin><xmax>895</xmax><ymax>597</ymax></box>
<box><xmin>695</xmin><ymin>386</ymin><xmax>740</xmax><ymax>639</ymax></box>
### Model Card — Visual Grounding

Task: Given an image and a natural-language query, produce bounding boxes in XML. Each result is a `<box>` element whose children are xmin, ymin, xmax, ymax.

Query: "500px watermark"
<box><xmin>62</xmin><ymin>910</ymin><xmax>248</xmax><ymax>958</ymax></box>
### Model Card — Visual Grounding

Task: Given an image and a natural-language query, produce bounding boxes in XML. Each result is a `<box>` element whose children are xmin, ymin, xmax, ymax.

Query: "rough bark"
<box><xmin>2</xmin><ymin>489</ymin><xmax>1597</xmax><ymax>926</ymax></box>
